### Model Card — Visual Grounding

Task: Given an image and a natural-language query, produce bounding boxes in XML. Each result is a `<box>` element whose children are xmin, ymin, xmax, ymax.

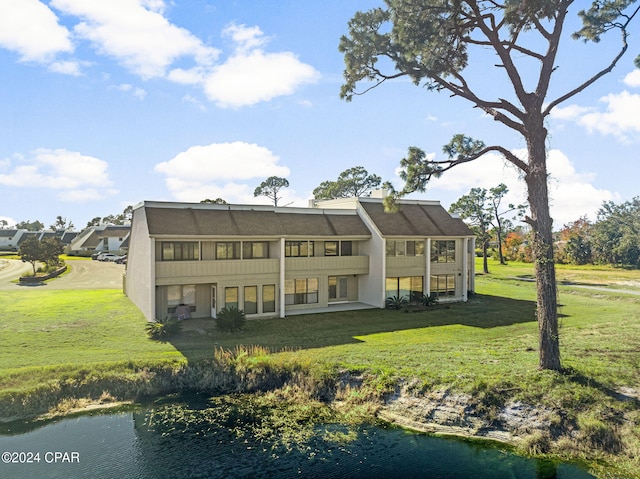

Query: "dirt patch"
<box><xmin>379</xmin><ymin>383</ymin><xmax>555</xmax><ymax>445</ymax></box>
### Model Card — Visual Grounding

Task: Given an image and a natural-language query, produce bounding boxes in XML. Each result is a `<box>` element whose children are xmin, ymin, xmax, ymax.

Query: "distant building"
<box><xmin>70</xmin><ymin>225</ymin><xmax>130</xmax><ymax>253</ymax></box>
<box><xmin>0</xmin><ymin>229</ymin><xmax>79</xmax><ymax>251</ymax></box>
<box><xmin>0</xmin><ymin>229</ymin><xmax>21</xmax><ymax>251</ymax></box>
<box><xmin>125</xmin><ymin>194</ymin><xmax>475</xmax><ymax>321</ymax></box>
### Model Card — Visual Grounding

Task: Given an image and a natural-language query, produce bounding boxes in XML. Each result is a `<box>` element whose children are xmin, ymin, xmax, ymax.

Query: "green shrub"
<box><xmin>146</xmin><ymin>317</ymin><xmax>182</xmax><ymax>341</ymax></box>
<box><xmin>215</xmin><ymin>306</ymin><xmax>247</xmax><ymax>332</ymax></box>
<box><xmin>385</xmin><ymin>295</ymin><xmax>408</xmax><ymax>310</ymax></box>
<box><xmin>419</xmin><ymin>293</ymin><xmax>439</xmax><ymax>307</ymax></box>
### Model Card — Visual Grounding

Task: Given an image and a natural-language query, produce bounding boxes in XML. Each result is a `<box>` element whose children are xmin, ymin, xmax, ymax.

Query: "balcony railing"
<box><xmin>156</xmin><ymin>258</ymin><xmax>279</xmax><ymax>281</ymax></box>
<box><xmin>285</xmin><ymin>255</ymin><xmax>369</xmax><ymax>275</ymax></box>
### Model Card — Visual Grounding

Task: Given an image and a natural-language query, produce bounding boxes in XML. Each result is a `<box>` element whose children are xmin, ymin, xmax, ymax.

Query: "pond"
<box><xmin>0</xmin><ymin>397</ymin><xmax>595</xmax><ymax>479</ymax></box>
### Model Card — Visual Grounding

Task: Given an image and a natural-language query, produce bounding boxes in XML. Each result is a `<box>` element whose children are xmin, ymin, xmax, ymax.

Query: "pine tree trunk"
<box><xmin>482</xmin><ymin>240</ymin><xmax>489</xmax><ymax>274</ymax></box>
<box><xmin>526</xmin><ymin>122</ymin><xmax>562</xmax><ymax>371</ymax></box>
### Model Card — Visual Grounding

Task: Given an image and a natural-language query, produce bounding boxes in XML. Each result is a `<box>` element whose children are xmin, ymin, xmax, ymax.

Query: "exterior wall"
<box><xmin>355</xmin><ymin>203</ymin><xmax>386</xmax><ymax>308</ymax></box>
<box><xmin>126</xmin><ymin>200</ymin><xmax>475</xmax><ymax>321</ymax></box>
<box><xmin>155</xmin><ymin>259</ymin><xmax>280</xmax><ymax>284</ymax></box>
<box><xmin>105</xmin><ymin>236</ymin><xmax>127</xmax><ymax>251</ymax></box>
<box><xmin>125</xmin><ymin>209</ymin><xmax>155</xmax><ymax>321</ymax></box>
<box><xmin>284</xmin><ymin>255</ymin><xmax>368</xmax><ymax>275</ymax></box>
<box><xmin>386</xmin><ymin>255</ymin><xmax>426</xmax><ymax>278</ymax></box>
<box><xmin>429</xmin><ymin>238</ymin><xmax>466</xmax><ymax>301</ymax></box>
<box><xmin>383</xmin><ymin>238</ymin><xmax>474</xmax><ymax>302</ymax></box>
<box><xmin>0</xmin><ymin>230</ymin><xmax>24</xmax><ymax>250</ymax></box>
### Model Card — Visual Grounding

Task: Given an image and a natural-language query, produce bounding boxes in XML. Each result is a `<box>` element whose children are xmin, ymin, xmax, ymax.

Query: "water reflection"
<box><xmin>0</xmin><ymin>400</ymin><xmax>595</xmax><ymax>479</ymax></box>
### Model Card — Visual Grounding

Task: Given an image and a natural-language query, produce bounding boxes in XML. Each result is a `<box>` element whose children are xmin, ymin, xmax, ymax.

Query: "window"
<box><xmin>285</xmin><ymin>278</ymin><xmax>318</xmax><ymax>305</ymax></box>
<box><xmin>324</xmin><ymin>241</ymin><xmax>338</xmax><ymax>256</ymax></box>
<box><xmin>216</xmin><ymin>242</ymin><xmax>241</xmax><ymax>260</ymax></box>
<box><xmin>430</xmin><ymin>275</ymin><xmax>456</xmax><ymax>297</ymax></box>
<box><xmin>329</xmin><ymin>276</ymin><xmax>348</xmax><ymax>300</ymax></box>
<box><xmin>243</xmin><ymin>241</ymin><xmax>269</xmax><ymax>259</ymax></box>
<box><xmin>162</xmin><ymin>242</ymin><xmax>200</xmax><ymax>261</ymax></box>
<box><xmin>406</xmin><ymin>241</ymin><xmax>425</xmax><ymax>256</ymax></box>
<box><xmin>387</xmin><ymin>240</ymin><xmax>425</xmax><ymax>257</ymax></box>
<box><xmin>244</xmin><ymin>286</ymin><xmax>257</xmax><ymax>314</ymax></box>
<box><xmin>431</xmin><ymin>240</ymin><xmax>456</xmax><ymax>263</ymax></box>
<box><xmin>225</xmin><ymin>287</ymin><xmax>239</xmax><ymax>309</ymax></box>
<box><xmin>385</xmin><ymin>276</ymin><xmax>423</xmax><ymax>301</ymax></box>
<box><xmin>285</xmin><ymin>241</ymin><xmax>313</xmax><ymax>257</ymax></box>
<box><xmin>324</xmin><ymin>240</ymin><xmax>352</xmax><ymax>256</ymax></box>
<box><xmin>263</xmin><ymin>284</ymin><xmax>276</xmax><ymax>313</ymax></box>
<box><xmin>167</xmin><ymin>284</ymin><xmax>196</xmax><ymax>313</ymax></box>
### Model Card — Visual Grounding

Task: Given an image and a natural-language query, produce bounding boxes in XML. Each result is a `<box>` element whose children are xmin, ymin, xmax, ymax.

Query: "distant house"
<box><xmin>125</xmin><ymin>194</ymin><xmax>475</xmax><ymax>321</ymax></box>
<box><xmin>70</xmin><ymin>225</ymin><xmax>130</xmax><ymax>253</ymax></box>
<box><xmin>0</xmin><ymin>229</ymin><xmax>78</xmax><ymax>251</ymax></box>
<box><xmin>0</xmin><ymin>229</ymin><xmax>22</xmax><ymax>251</ymax></box>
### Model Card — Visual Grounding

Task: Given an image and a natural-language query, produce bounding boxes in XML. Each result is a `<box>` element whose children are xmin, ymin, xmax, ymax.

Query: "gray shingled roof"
<box><xmin>144</xmin><ymin>206</ymin><xmax>371</xmax><ymax>238</ymax></box>
<box><xmin>99</xmin><ymin>226</ymin><xmax>130</xmax><ymax>237</ymax></box>
<box><xmin>17</xmin><ymin>232</ymin><xmax>38</xmax><ymax>244</ymax></box>
<box><xmin>360</xmin><ymin>201</ymin><xmax>473</xmax><ymax>237</ymax></box>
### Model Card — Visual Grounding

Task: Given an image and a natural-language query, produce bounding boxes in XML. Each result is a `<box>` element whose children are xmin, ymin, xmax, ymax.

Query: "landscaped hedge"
<box><xmin>19</xmin><ymin>265</ymin><xmax>67</xmax><ymax>283</ymax></box>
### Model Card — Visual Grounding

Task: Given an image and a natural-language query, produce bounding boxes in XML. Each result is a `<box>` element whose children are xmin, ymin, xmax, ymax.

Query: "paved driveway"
<box><xmin>0</xmin><ymin>259</ymin><xmax>125</xmax><ymax>290</ymax></box>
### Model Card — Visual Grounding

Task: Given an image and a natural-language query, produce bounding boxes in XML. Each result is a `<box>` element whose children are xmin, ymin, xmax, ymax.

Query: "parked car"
<box><xmin>91</xmin><ymin>252</ymin><xmax>102</xmax><ymax>260</ymax></box>
<box><xmin>115</xmin><ymin>255</ymin><xmax>127</xmax><ymax>264</ymax></box>
<box><xmin>97</xmin><ymin>253</ymin><xmax>119</xmax><ymax>262</ymax></box>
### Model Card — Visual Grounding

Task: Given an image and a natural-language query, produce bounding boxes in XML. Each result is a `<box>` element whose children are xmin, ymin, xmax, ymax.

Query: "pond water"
<box><xmin>0</xmin><ymin>399</ymin><xmax>595</xmax><ymax>479</ymax></box>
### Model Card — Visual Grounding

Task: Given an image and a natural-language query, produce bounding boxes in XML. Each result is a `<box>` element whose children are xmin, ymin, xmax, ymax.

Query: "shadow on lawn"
<box><xmin>167</xmin><ymin>294</ymin><xmax>537</xmax><ymax>363</ymax></box>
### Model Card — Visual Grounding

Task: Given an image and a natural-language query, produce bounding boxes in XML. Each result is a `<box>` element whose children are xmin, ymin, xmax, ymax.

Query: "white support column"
<box><xmin>462</xmin><ymin>238</ymin><xmax>469</xmax><ymax>301</ymax></box>
<box><xmin>470</xmin><ymin>237</ymin><xmax>476</xmax><ymax>292</ymax></box>
<box><xmin>425</xmin><ymin>238</ymin><xmax>431</xmax><ymax>297</ymax></box>
<box><xmin>279</xmin><ymin>238</ymin><xmax>286</xmax><ymax>318</ymax></box>
<box><xmin>150</xmin><ymin>237</ymin><xmax>157</xmax><ymax>320</ymax></box>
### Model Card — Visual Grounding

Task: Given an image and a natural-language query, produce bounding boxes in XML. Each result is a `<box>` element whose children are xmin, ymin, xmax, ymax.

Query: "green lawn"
<box><xmin>2</xmin><ymin>259</ymin><xmax>639</xmax><ymax>400</ymax></box>
<box><xmin>1</xmin><ymin>259</ymin><xmax>639</xmax><ymax>476</ymax></box>
<box><xmin>0</xmin><ymin>289</ymin><xmax>180</xmax><ymax>392</ymax></box>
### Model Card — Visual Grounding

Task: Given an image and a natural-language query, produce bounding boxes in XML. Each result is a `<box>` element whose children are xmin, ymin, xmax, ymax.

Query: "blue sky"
<box><xmin>0</xmin><ymin>0</ymin><xmax>638</xmax><ymax>230</ymax></box>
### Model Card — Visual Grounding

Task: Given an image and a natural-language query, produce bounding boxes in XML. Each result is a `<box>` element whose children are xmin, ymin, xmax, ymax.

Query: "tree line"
<box><xmin>451</xmin><ymin>185</ymin><xmax>640</xmax><ymax>270</ymax></box>
<box><xmin>556</xmin><ymin>198</ymin><xmax>640</xmax><ymax>268</ymax></box>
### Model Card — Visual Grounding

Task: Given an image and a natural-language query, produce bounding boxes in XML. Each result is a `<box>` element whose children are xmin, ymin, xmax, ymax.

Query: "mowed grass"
<box><xmin>0</xmin><ymin>289</ymin><xmax>181</xmax><ymax>392</ymax></box>
<box><xmin>1</xmin><ymin>259</ymin><xmax>639</xmax><ymax>403</ymax></box>
<box><xmin>1</xmin><ymin>259</ymin><xmax>640</xmax><ymax>475</ymax></box>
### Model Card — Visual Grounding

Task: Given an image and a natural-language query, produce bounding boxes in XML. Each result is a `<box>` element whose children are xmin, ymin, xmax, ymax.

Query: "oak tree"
<box><xmin>19</xmin><ymin>237</ymin><xmax>41</xmax><ymax>275</ymax></box>
<box><xmin>340</xmin><ymin>0</ymin><xmax>639</xmax><ymax>371</ymax></box>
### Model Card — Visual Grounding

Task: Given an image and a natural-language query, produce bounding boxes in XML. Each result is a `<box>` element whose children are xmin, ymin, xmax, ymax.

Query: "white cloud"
<box><xmin>551</xmin><ymin>91</ymin><xmax>640</xmax><ymax>142</ymax></box>
<box><xmin>202</xmin><ymin>24</ymin><xmax>320</xmax><ymax>108</ymax></box>
<box><xmin>0</xmin><ymin>148</ymin><xmax>117</xmax><ymax>201</ymax></box>
<box><xmin>0</xmin><ymin>3</ymin><xmax>319</xmax><ymax>107</ymax></box>
<box><xmin>407</xmin><ymin>149</ymin><xmax>616</xmax><ymax>227</ymax></box>
<box><xmin>545</xmin><ymin>150</ymin><xmax>618</xmax><ymax>226</ymax></box>
<box><xmin>51</xmin><ymin>0</ymin><xmax>220</xmax><ymax>79</ymax></box>
<box><xmin>623</xmin><ymin>69</ymin><xmax>640</xmax><ymax>88</ymax></box>
<box><xmin>154</xmin><ymin>142</ymin><xmax>293</xmax><ymax>203</ymax></box>
<box><xmin>204</xmin><ymin>50</ymin><xmax>320</xmax><ymax>108</ymax></box>
<box><xmin>550</xmin><ymin>104</ymin><xmax>593</xmax><ymax>121</ymax></box>
<box><xmin>578</xmin><ymin>91</ymin><xmax>640</xmax><ymax>141</ymax></box>
<box><xmin>0</xmin><ymin>0</ymin><xmax>73</xmax><ymax>62</ymax></box>
<box><xmin>114</xmin><ymin>83</ymin><xmax>147</xmax><ymax>99</ymax></box>
<box><xmin>223</xmin><ymin>23</ymin><xmax>267</xmax><ymax>53</ymax></box>
<box><xmin>49</xmin><ymin>60</ymin><xmax>82</xmax><ymax>75</ymax></box>
<box><xmin>182</xmin><ymin>94</ymin><xmax>206</xmax><ymax>111</ymax></box>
